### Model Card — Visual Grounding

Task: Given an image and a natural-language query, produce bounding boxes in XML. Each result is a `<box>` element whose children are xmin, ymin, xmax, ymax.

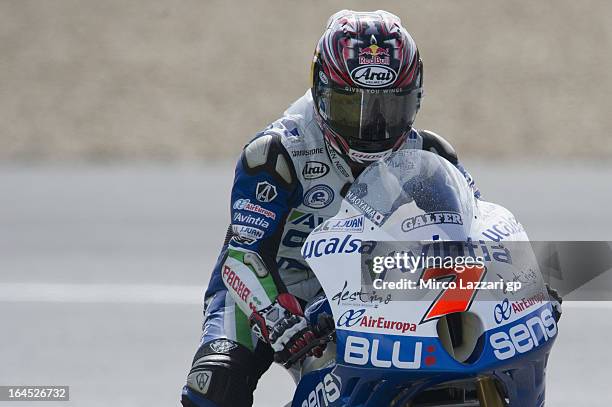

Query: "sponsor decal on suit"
<box><xmin>255</xmin><ymin>181</ymin><xmax>277</xmax><ymax>203</ymax></box>
<box><xmin>302</xmin><ymin>161</ymin><xmax>330</xmax><ymax>180</ymax></box>
<box><xmin>233</xmin><ymin>198</ymin><xmax>276</xmax><ymax>219</ymax></box>
<box><xmin>303</xmin><ymin>185</ymin><xmax>334</xmax><ymax>209</ymax></box>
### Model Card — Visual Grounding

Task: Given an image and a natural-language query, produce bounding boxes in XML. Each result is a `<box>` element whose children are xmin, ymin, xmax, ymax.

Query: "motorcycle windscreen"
<box><xmin>344</xmin><ymin>148</ymin><xmax>475</xmax><ymax>241</ymax></box>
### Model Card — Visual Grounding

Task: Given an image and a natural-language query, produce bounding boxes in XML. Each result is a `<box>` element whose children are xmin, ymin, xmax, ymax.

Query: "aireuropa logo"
<box><xmin>337</xmin><ymin>309</ymin><xmax>417</xmax><ymax>333</ymax></box>
<box><xmin>494</xmin><ymin>298</ymin><xmax>512</xmax><ymax>324</ymax></box>
<box><xmin>337</xmin><ymin>308</ymin><xmax>366</xmax><ymax>327</ymax></box>
<box><xmin>233</xmin><ymin>199</ymin><xmax>276</xmax><ymax>219</ymax></box>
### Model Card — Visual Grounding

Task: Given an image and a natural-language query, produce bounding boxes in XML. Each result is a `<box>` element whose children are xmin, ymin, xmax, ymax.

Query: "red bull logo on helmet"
<box><xmin>358</xmin><ymin>44</ymin><xmax>390</xmax><ymax>65</ymax></box>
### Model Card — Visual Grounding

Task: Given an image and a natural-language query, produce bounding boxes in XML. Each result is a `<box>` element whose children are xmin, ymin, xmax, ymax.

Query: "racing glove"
<box><xmin>249</xmin><ymin>293</ymin><xmax>323</xmax><ymax>364</ymax></box>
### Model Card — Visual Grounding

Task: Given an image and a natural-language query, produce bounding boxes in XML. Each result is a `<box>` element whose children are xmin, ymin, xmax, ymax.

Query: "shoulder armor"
<box><xmin>242</xmin><ymin>133</ymin><xmax>296</xmax><ymax>188</ymax></box>
<box><xmin>419</xmin><ymin>129</ymin><xmax>459</xmax><ymax>164</ymax></box>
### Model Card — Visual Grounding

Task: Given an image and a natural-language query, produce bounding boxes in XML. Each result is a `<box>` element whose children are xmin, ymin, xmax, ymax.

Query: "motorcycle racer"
<box><xmin>181</xmin><ymin>10</ymin><xmax>480</xmax><ymax>407</ymax></box>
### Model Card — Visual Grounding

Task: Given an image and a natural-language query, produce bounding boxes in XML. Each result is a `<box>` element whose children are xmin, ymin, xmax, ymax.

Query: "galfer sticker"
<box><xmin>401</xmin><ymin>212</ymin><xmax>463</xmax><ymax>232</ymax></box>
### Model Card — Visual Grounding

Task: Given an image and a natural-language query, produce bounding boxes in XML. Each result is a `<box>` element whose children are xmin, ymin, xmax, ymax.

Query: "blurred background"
<box><xmin>1</xmin><ymin>1</ymin><xmax>611</xmax><ymax>406</ymax></box>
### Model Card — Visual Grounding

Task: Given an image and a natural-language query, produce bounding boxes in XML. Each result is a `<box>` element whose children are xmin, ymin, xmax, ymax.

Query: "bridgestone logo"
<box><xmin>292</xmin><ymin>148</ymin><xmax>323</xmax><ymax>157</ymax></box>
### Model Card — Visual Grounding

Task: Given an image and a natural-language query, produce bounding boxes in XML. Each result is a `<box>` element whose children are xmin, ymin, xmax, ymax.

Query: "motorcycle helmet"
<box><xmin>312</xmin><ymin>10</ymin><xmax>424</xmax><ymax>167</ymax></box>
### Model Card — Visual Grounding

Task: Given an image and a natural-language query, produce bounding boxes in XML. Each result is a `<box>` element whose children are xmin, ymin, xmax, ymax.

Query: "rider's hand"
<box><xmin>249</xmin><ymin>293</ymin><xmax>321</xmax><ymax>363</ymax></box>
<box><xmin>546</xmin><ymin>284</ymin><xmax>562</xmax><ymax>322</ymax></box>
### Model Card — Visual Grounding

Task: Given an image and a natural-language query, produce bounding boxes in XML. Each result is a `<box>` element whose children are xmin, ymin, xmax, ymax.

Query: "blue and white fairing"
<box><xmin>292</xmin><ymin>150</ymin><xmax>557</xmax><ymax>407</ymax></box>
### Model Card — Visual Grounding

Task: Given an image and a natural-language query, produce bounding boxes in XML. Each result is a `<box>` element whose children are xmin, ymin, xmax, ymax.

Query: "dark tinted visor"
<box><xmin>317</xmin><ymin>86</ymin><xmax>420</xmax><ymax>143</ymax></box>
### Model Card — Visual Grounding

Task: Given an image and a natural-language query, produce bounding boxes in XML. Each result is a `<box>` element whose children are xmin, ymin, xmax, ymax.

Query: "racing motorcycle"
<box><xmin>285</xmin><ymin>149</ymin><xmax>558</xmax><ymax>407</ymax></box>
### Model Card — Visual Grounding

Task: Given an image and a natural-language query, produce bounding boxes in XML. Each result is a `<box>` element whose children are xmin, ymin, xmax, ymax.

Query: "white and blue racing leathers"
<box><xmin>181</xmin><ymin>90</ymin><xmax>479</xmax><ymax>407</ymax></box>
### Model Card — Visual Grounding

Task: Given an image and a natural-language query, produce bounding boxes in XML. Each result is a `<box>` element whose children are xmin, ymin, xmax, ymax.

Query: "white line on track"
<box><xmin>0</xmin><ymin>282</ymin><xmax>204</xmax><ymax>304</ymax></box>
<box><xmin>0</xmin><ymin>282</ymin><xmax>610</xmax><ymax>308</ymax></box>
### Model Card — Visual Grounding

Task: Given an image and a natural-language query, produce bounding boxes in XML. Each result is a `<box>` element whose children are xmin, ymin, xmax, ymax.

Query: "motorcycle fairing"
<box><xmin>293</xmin><ymin>150</ymin><xmax>556</xmax><ymax>406</ymax></box>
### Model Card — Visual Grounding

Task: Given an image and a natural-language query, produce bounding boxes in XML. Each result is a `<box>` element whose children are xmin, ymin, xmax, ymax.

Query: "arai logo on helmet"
<box><xmin>350</xmin><ymin>65</ymin><xmax>397</xmax><ymax>88</ymax></box>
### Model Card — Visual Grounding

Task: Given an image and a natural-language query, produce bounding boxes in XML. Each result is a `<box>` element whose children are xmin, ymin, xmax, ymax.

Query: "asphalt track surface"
<box><xmin>1</xmin><ymin>161</ymin><xmax>611</xmax><ymax>406</ymax></box>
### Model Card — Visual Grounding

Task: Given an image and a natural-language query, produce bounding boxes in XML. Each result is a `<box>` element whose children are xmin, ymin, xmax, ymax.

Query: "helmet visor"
<box><xmin>317</xmin><ymin>86</ymin><xmax>421</xmax><ymax>147</ymax></box>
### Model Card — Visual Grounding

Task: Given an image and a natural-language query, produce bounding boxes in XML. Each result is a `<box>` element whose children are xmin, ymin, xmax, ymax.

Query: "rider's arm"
<box><xmin>220</xmin><ymin>131</ymin><xmax>320</xmax><ymax>362</ymax></box>
<box><xmin>420</xmin><ymin>129</ymin><xmax>481</xmax><ymax>199</ymax></box>
<box><xmin>222</xmin><ymin>131</ymin><xmax>300</xmax><ymax>315</ymax></box>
